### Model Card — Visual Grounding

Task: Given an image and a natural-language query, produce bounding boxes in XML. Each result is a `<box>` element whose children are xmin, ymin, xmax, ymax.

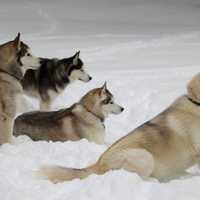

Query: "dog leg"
<box><xmin>121</xmin><ymin>149</ymin><xmax>154</xmax><ymax>178</ymax></box>
<box><xmin>98</xmin><ymin>148</ymin><xmax>154</xmax><ymax>178</ymax></box>
<box><xmin>0</xmin><ymin>116</ymin><xmax>14</xmax><ymax>145</ymax></box>
<box><xmin>38</xmin><ymin>148</ymin><xmax>154</xmax><ymax>183</ymax></box>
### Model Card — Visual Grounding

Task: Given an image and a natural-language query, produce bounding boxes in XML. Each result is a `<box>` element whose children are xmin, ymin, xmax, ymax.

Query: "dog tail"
<box><xmin>36</xmin><ymin>163</ymin><xmax>100</xmax><ymax>183</ymax></box>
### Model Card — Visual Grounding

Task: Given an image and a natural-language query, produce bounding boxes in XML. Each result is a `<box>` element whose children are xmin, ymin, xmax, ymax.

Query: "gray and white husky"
<box><xmin>14</xmin><ymin>83</ymin><xmax>124</xmax><ymax>144</ymax></box>
<box><xmin>21</xmin><ymin>51</ymin><xmax>92</xmax><ymax>110</ymax></box>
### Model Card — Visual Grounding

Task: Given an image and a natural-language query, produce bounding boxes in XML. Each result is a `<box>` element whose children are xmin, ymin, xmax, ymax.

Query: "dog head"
<box><xmin>80</xmin><ymin>82</ymin><xmax>124</xmax><ymax>120</ymax></box>
<box><xmin>0</xmin><ymin>33</ymin><xmax>41</xmax><ymax>76</ymax></box>
<box><xmin>67</xmin><ymin>51</ymin><xmax>92</xmax><ymax>82</ymax></box>
<box><xmin>16</xmin><ymin>34</ymin><xmax>41</xmax><ymax>72</ymax></box>
<box><xmin>187</xmin><ymin>73</ymin><xmax>200</xmax><ymax>103</ymax></box>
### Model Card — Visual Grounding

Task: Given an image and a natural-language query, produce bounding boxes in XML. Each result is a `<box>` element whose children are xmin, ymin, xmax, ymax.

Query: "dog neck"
<box><xmin>80</xmin><ymin>103</ymin><xmax>105</xmax><ymax>123</ymax></box>
<box><xmin>0</xmin><ymin>69</ymin><xmax>22</xmax><ymax>82</ymax></box>
<box><xmin>187</xmin><ymin>96</ymin><xmax>200</xmax><ymax>106</ymax></box>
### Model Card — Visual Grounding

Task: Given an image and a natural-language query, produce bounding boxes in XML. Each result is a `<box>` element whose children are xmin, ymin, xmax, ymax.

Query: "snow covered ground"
<box><xmin>1</xmin><ymin>0</ymin><xmax>200</xmax><ymax>199</ymax></box>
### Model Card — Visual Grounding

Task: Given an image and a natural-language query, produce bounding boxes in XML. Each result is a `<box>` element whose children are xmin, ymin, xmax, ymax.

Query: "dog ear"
<box><xmin>102</xmin><ymin>81</ymin><xmax>107</xmax><ymax>90</ymax></box>
<box><xmin>187</xmin><ymin>73</ymin><xmax>200</xmax><ymax>103</ymax></box>
<box><xmin>72</xmin><ymin>51</ymin><xmax>80</xmax><ymax>65</ymax></box>
<box><xmin>13</xmin><ymin>32</ymin><xmax>21</xmax><ymax>52</ymax></box>
<box><xmin>100</xmin><ymin>82</ymin><xmax>107</xmax><ymax>96</ymax></box>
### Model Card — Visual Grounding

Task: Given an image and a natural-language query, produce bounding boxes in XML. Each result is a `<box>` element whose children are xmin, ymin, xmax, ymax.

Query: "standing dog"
<box><xmin>0</xmin><ymin>33</ymin><xmax>41</xmax><ymax>145</ymax></box>
<box><xmin>14</xmin><ymin>83</ymin><xmax>124</xmax><ymax>144</ymax></box>
<box><xmin>38</xmin><ymin>73</ymin><xmax>200</xmax><ymax>182</ymax></box>
<box><xmin>21</xmin><ymin>51</ymin><xmax>92</xmax><ymax>111</ymax></box>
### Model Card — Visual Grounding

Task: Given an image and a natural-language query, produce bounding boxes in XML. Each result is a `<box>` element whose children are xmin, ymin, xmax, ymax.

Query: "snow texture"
<box><xmin>1</xmin><ymin>0</ymin><xmax>200</xmax><ymax>199</ymax></box>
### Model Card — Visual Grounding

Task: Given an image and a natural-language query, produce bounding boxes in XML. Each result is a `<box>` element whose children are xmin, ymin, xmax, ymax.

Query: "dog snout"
<box><xmin>111</xmin><ymin>104</ymin><xmax>124</xmax><ymax>114</ymax></box>
<box><xmin>84</xmin><ymin>74</ymin><xmax>92</xmax><ymax>82</ymax></box>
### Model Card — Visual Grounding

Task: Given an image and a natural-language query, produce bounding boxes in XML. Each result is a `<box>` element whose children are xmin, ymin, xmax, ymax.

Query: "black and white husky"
<box><xmin>21</xmin><ymin>51</ymin><xmax>92</xmax><ymax>110</ymax></box>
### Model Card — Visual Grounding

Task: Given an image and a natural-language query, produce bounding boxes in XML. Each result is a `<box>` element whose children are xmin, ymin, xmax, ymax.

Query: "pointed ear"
<box><xmin>13</xmin><ymin>32</ymin><xmax>21</xmax><ymax>51</ymax></box>
<box><xmin>102</xmin><ymin>81</ymin><xmax>107</xmax><ymax>90</ymax></box>
<box><xmin>100</xmin><ymin>82</ymin><xmax>107</xmax><ymax>96</ymax></box>
<box><xmin>72</xmin><ymin>51</ymin><xmax>80</xmax><ymax>65</ymax></box>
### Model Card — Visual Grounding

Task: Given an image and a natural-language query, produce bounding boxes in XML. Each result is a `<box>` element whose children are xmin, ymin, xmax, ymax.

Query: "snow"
<box><xmin>1</xmin><ymin>0</ymin><xmax>200</xmax><ymax>199</ymax></box>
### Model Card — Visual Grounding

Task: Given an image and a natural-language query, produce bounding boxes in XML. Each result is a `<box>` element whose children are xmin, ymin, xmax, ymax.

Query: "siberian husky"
<box><xmin>0</xmin><ymin>33</ymin><xmax>41</xmax><ymax>145</ymax></box>
<box><xmin>14</xmin><ymin>83</ymin><xmax>124</xmax><ymax>144</ymax></box>
<box><xmin>21</xmin><ymin>51</ymin><xmax>92</xmax><ymax>111</ymax></box>
<box><xmin>38</xmin><ymin>73</ymin><xmax>200</xmax><ymax>182</ymax></box>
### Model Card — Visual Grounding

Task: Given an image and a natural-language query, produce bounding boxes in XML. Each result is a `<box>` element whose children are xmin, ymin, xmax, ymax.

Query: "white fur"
<box><xmin>72</xmin><ymin>104</ymin><xmax>106</xmax><ymax>144</ymax></box>
<box><xmin>21</xmin><ymin>48</ymin><xmax>40</xmax><ymax>70</ymax></box>
<box><xmin>69</xmin><ymin>69</ymin><xmax>91</xmax><ymax>82</ymax></box>
<box><xmin>102</xmin><ymin>98</ymin><xmax>123</xmax><ymax>116</ymax></box>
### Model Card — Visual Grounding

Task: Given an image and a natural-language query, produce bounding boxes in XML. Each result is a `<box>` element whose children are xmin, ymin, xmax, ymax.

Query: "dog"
<box><xmin>21</xmin><ymin>51</ymin><xmax>92</xmax><ymax>111</ymax></box>
<box><xmin>37</xmin><ymin>73</ymin><xmax>200</xmax><ymax>182</ymax></box>
<box><xmin>0</xmin><ymin>33</ymin><xmax>41</xmax><ymax>145</ymax></box>
<box><xmin>14</xmin><ymin>83</ymin><xmax>124</xmax><ymax>144</ymax></box>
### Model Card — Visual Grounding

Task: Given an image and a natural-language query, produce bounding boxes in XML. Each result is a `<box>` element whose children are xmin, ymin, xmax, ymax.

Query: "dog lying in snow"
<box><xmin>14</xmin><ymin>83</ymin><xmax>124</xmax><ymax>144</ymax></box>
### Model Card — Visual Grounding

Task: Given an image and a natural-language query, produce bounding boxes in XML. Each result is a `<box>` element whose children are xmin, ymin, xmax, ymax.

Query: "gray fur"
<box><xmin>14</xmin><ymin>85</ymin><xmax>124</xmax><ymax>144</ymax></box>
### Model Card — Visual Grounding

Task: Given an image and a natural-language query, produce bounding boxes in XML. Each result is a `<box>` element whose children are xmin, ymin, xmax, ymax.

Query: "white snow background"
<box><xmin>1</xmin><ymin>0</ymin><xmax>200</xmax><ymax>199</ymax></box>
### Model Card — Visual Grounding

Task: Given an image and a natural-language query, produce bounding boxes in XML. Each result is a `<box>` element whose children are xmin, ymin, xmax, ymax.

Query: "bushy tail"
<box><xmin>36</xmin><ymin>163</ymin><xmax>99</xmax><ymax>183</ymax></box>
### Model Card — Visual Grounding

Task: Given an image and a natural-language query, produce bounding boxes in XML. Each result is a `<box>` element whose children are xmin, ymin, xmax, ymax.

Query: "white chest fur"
<box><xmin>72</xmin><ymin>104</ymin><xmax>106</xmax><ymax>144</ymax></box>
<box><xmin>80</xmin><ymin>122</ymin><xmax>105</xmax><ymax>144</ymax></box>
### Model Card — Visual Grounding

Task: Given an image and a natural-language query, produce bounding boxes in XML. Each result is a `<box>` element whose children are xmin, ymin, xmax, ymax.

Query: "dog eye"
<box><xmin>102</xmin><ymin>98</ymin><xmax>111</xmax><ymax>104</ymax></box>
<box><xmin>102</xmin><ymin>99</ymin><xmax>109</xmax><ymax>104</ymax></box>
<box><xmin>27</xmin><ymin>53</ymin><xmax>31</xmax><ymax>56</ymax></box>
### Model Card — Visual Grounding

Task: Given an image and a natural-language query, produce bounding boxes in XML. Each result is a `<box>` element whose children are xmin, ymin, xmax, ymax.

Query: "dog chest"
<box><xmin>80</xmin><ymin>122</ymin><xmax>105</xmax><ymax>144</ymax></box>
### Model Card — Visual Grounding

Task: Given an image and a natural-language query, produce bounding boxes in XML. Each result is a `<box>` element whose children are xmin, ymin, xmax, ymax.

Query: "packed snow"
<box><xmin>1</xmin><ymin>0</ymin><xmax>200</xmax><ymax>200</ymax></box>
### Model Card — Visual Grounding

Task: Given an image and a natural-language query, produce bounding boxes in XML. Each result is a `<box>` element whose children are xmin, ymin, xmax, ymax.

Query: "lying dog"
<box><xmin>21</xmin><ymin>51</ymin><xmax>92</xmax><ymax>110</ymax></box>
<box><xmin>0</xmin><ymin>33</ymin><xmax>41</xmax><ymax>145</ymax></box>
<box><xmin>38</xmin><ymin>73</ymin><xmax>200</xmax><ymax>182</ymax></box>
<box><xmin>14</xmin><ymin>83</ymin><xmax>124</xmax><ymax>144</ymax></box>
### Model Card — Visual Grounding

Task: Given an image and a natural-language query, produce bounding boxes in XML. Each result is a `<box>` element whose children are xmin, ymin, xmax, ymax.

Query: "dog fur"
<box><xmin>21</xmin><ymin>51</ymin><xmax>92</xmax><ymax>111</ymax></box>
<box><xmin>0</xmin><ymin>33</ymin><xmax>41</xmax><ymax>145</ymax></box>
<box><xmin>37</xmin><ymin>73</ymin><xmax>200</xmax><ymax>182</ymax></box>
<box><xmin>14</xmin><ymin>83</ymin><xmax>124</xmax><ymax>144</ymax></box>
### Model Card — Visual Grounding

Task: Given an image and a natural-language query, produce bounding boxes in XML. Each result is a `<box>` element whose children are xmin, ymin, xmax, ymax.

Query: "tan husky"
<box><xmin>14</xmin><ymin>83</ymin><xmax>124</xmax><ymax>144</ymax></box>
<box><xmin>38</xmin><ymin>73</ymin><xmax>200</xmax><ymax>182</ymax></box>
<box><xmin>0</xmin><ymin>33</ymin><xmax>41</xmax><ymax>145</ymax></box>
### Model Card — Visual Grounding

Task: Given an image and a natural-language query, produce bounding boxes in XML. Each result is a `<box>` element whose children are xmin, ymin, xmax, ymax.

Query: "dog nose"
<box><xmin>89</xmin><ymin>76</ymin><xmax>92</xmax><ymax>81</ymax></box>
<box><xmin>121</xmin><ymin>107</ymin><xmax>124</xmax><ymax>112</ymax></box>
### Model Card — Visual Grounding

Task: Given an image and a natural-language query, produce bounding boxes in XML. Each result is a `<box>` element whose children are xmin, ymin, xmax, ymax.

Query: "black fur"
<box><xmin>21</xmin><ymin>55</ymin><xmax>83</xmax><ymax>101</ymax></box>
<box><xmin>17</xmin><ymin>41</ymin><xmax>29</xmax><ymax>66</ymax></box>
<box><xmin>187</xmin><ymin>96</ymin><xmax>200</xmax><ymax>106</ymax></box>
<box><xmin>14</xmin><ymin>104</ymin><xmax>76</xmax><ymax>128</ymax></box>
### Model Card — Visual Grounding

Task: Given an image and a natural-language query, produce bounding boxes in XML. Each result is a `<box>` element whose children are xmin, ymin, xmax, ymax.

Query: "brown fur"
<box><xmin>37</xmin><ymin>73</ymin><xmax>200</xmax><ymax>182</ymax></box>
<box><xmin>187</xmin><ymin>73</ymin><xmax>200</xmax><ymax>103</ymax></box>
<box><xmin>0</xmin><ymin>34</ymin><xmax>24</xmax><ymax>144</ymax></box>
<box><xmin>0</xmin><ymin>33</ymin><xmax>40</xmax><ymax>145</ymax></box>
